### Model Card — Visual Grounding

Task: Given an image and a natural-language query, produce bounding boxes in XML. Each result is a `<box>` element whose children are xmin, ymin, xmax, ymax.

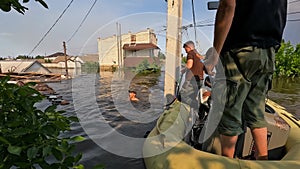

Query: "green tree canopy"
<box><xmin>275</xmin><ymin>41</ymin><xmax>300</xmax><ymax>77</ymax></box>
<box><xmin>0</xmin><ymin>0</ymin><xmax>48</xmax><ymax>14</ymax></box>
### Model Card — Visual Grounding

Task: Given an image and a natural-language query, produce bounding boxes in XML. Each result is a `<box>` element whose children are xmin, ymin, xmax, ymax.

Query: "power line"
<box><xmin>288</xmin><ymin>11</ymin><xmax>300</xmax><ymax>15</ymax></box>
<box><xmin>67</xmin><ymin>0</ymin><xmax>98</xmax><ymax>43</ymax></box>
<box><xmin>28</xmin><ymin>0</ymin><xmax>74</xmax><ymax>56</ymax></box>
<box><xmin>191</xmin><ymin>0</ymin><xmax>197</xmax><ymax>42</ymax></box>
<box><xmin>196</xmin><ymin>18</ymin><xmax>215</xmax><ymax>25</ymax></box>
<box><xmin>289</xmin><ymin>0</ymin><xmax>300</xmax><ymax>4</ymax></box>
<box><xmin>288</xmin><ymin>18</ymin><xmax>300</xmax><ymax>21</ymax></box>
<box><xmin>195</xmin><ymin>23</ymin><xmax>215</xmax><ymax>27</ymax></box>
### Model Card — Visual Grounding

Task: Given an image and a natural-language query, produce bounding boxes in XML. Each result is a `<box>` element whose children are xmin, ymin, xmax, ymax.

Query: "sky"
<box><xmin>0</xmin><ymin>0</ymin><xmax>300</xmax><ymax>57</ymax></box>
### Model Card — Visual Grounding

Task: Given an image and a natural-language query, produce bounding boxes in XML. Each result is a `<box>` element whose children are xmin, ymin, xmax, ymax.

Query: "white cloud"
<box><xmin>0</xmin><ymin>32</ymin><xmax>13</xmax><ymax>36</ymax></box>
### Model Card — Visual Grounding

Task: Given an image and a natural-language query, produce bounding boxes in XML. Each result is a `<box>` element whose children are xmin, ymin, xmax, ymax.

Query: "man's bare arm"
<box><xmin>213</xmin><ymin>0</ymin><xmax>236</xmax><ymax>54</ymax></box>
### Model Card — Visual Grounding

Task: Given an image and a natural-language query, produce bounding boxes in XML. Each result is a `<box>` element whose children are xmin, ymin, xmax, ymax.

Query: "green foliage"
<box><xmin>82</xmin><ymin>62</ymin><xmax>99</xmax><ymax>74</ymax></box>
<box><xmin>181</xmin><ymin>57</ymin><xmax>187</xmax><ymax>64</ymax></box>
<box><xmin>134</xmin><ymin>59</ymin><xmax>161</xmax><ymax>74</ymax></box>
<box><xmin>0</xmin><ymin>76</ymin><xmax>86</xmax><ymax>169</ymax></box>
<box><xmin>44</xmin><ymin>59</ymin><xmax>50</xmax><ymax>63</ymax></box>
<box><xmin>158</xmin><ymin>51</ymin><xmax>165</xmax><ymax>60</ymax></box>
<box><xmin>16</xmin><ymin>55</ymin><xmax>33</xmax><ymax>59</ymax></box>
<box><xmin>35</xmin><ymin>55</ymin><xmax>44</xmax><ymax>59</ymax></box>
<box><xmin>275</xmin><ymin>41</ymin><xmax>300</xmax><ymax>77</ymax></box>
<box><xmin>0</xmin><ymin>0</ymin><xmax>48</xmax><ymax>14</ymax></box>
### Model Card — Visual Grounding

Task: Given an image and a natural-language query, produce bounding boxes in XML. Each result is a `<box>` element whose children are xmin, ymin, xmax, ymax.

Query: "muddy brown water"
<box><xmin>45</xmin><ymin>72</ymin><xmax>299</xmax><ymax>169</ymax></box>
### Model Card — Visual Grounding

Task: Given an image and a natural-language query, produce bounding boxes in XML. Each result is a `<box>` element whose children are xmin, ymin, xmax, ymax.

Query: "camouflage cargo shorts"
<box><xmin>217</xmin><ymin>46</ymin><xmax>275</xmax><ymax>136</ymax></box>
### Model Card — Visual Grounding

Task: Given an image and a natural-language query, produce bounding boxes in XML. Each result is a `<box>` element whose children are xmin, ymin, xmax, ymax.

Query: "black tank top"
<box><xmin>222</xmin><ymin>0</ymin><xmax>287</xmax><ymax>52</ymax></box>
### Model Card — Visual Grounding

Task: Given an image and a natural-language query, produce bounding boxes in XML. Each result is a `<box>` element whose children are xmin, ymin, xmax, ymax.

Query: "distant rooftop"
<box><xmin>123</xmin><ymin>43</ymin><xmax>160</xmax><ymax>51</ymax></box>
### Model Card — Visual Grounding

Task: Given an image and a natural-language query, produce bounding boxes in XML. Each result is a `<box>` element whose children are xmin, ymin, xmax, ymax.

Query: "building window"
<box><xmin>131</xmin><ymin>35</ymin><xmax>136</xmax><ymax>44</ymax></box>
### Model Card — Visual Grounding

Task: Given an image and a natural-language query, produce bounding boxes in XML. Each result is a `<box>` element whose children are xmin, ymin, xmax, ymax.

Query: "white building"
<box><xmin>42</xmin><ymin>54</ymin><xmax>83</xmax><ymax>75</ymax></box>
<box><xmin>97</xmin><ymin>28</ymin><xmax>160</xmax><ymax>69</ymax></box>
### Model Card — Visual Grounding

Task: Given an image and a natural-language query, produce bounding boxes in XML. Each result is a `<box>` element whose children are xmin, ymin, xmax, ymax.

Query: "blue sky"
<box><xmin>0</xmin><ymin>0</ymin><xmax>299</xmax><ymax>57</ymax></box>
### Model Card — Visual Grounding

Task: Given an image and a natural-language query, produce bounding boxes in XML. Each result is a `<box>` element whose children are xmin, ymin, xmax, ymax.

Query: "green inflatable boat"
<box><xmin>143</xmin><ymin>99</ymin><xmax>300</xmax><ymax>169</ymax></box>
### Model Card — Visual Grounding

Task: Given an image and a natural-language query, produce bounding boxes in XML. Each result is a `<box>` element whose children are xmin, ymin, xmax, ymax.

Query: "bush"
<box><xmin>275</xmin><ymin>41</ymin><xmax>300</xmax><ymax>77</ymax></box>
<box><xmin>0</xmin><ymin>76</ymin><xmax>85</xmax><ymax>169</ymax></box>
<box><xmin>134</xmin><ymin>59</ymin><xmax>161</xmax><ymax>74</ymax></box>
<box><xmin>82</xmin><ymin>62</ymin><xmax>99</xmax><ymax>74</ymax></box>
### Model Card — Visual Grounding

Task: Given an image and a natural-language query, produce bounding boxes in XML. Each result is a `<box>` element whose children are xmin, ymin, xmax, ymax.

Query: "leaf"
<box><xmin>42</xmin><ymin>146</ymin><xmax>52</xmax><ymax>157</ymax></box>
<box><xmin>0</xmin><ymin>136</ymin><xmax>10</xmax><ymax>144</ymax></box>
<box><xmin>52</xmin><ymin>148</ymin><xmax>63</xmax><ymax>161</ymax></box>
<box><xmin>8</xmin><ymin>145</ymin><xmax>22</xmax><ymax>156</ymax></box>
<box><xmin>12</xmin><ymin>127</ymin><xmax>31</xmax><ymax>136</ymax></box>
<box><xmin>38</xmin><ymin>159</ymin><xmax>51</xmax><ymax>169</ymax></box>
<box><xmin>53</xmin><ymin>120</ymin><xmax>68</xmax><ymax>130</ymax></box>
<box><xmin>68</xmin><ymin>116</ymin><xmax>79</xmax><ymax>122</ymax></box>
<box><xmin>92</xmin><ymin>164</ymin><xmax>105</xmax><ymax>169</ymax></box>
<box><xmin>73</xmin><ymin>164</ymin><xmax>85</xmax><ymax>169</ymax></box>
<box><xmin>45</xmin><ymin>105</ymin><xmax>57</xmax><ymax>113</ymax></box>
<box><xmin>74</xmin><ymin>153</ymin><xmax>82</xmax><ymax>163</ymax></box>
<box><xmin>36</xmin><ymin>0</ymin><xmax>48</xmax><ymax>8</ymax></box>
<box><xmin>63</xmin><ymin>156</ymin><xmax>75</xmax><ymax>167</ymax></box>
<box><xmin>27</xmin><ymin>146</ymin><xmax>39</xmax><ymax>160</ymax></box>
<box><xmin>70</xmin><ymin>136</ymin><xmax>85</xmax><ymax>143</ymax></box>
<box><xmin>41</xmin><ymin>125</ymin><xmax>57</xmax><ymax>136</ymax></box>
<box><xmin>61</xmin><ymin>139</ymin><xmax>69</xmax><ymax>152</ymax></box>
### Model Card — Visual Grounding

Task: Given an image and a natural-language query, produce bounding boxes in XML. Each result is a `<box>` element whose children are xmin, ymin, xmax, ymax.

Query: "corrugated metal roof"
<box><xmin>0</xmin><ymin>60</ymin><xmax>51</xmax><ymax>73</ymax></box>
<box><xmin>123</xmin><ymin>43</ymin><xmax>160</xmax><ymax>51</ymax></box>
<box><xmin>52</xmin><ymin>56</ymin><xmax>72</xmax><ymax>63</ymax></box>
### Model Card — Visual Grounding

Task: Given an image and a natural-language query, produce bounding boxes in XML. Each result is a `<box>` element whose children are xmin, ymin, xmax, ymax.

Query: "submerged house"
<box><xmin>0</xmin><ymin>60</ymin><xmax>51</xmax><ymax>74</ymax></box>
<box><xmin>97</xmin><ymin>28</ymin><xmax>160</xmax><ymax>70</ymax></box>
<box><xmin>42</xmin><ymin>53</ymin><xmax>83</xmax><ymax>75</ymax></box>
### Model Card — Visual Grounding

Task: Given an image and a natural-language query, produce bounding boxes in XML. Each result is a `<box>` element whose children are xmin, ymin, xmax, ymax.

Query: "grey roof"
<box><xmin>0</xmin><ymin>60</ymin><xmax>51</xmax><ymax>73</ymax></box>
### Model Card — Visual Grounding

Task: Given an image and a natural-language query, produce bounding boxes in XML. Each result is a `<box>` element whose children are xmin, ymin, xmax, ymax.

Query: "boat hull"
<box><xmin>143</xmin><ymin>100</ymin><xmax>300</xmax><ymax>169</ymax></box>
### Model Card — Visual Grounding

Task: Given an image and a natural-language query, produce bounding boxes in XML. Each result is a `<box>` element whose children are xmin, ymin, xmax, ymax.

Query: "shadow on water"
<box><xmin>46</xmin><ymin>70</ymin><xmax>165</xmax><ymax>169</ymax></box>
<box><xmin>269</xmin><ymin>77</ymin><xmax>300</xmax><ymax>118</ymax></box>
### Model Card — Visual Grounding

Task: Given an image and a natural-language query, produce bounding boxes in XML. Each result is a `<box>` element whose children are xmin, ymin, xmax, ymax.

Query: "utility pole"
<box><xmin>63</xmin><ymin>41</ymin><xmax>69</xmax><ymax>77</ymax></box>
<box><xmin>191</xmin><ymin>0</ymin><xmax>197</xmax><ymax>44</ymax></box>
<box><xmin>164</xmin><ymin>0</ymin><xmax>183</xmax><ymax>97</ymax></box>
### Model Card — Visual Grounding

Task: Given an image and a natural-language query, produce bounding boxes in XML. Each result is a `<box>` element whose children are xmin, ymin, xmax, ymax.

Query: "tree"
<box><xmin>0</xmin><ymin>0</ymin><xmax>48</xmax><ymax>14</ymax></box>
<box><xmin>275</xmin><ymin>41</ymin><xmax>300</xmax><ymax>77</ymax></box>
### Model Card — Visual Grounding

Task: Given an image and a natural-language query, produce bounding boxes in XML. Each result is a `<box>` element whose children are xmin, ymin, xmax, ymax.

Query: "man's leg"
<box><xmin>251</xmin><ymin>127</ymin><xmax>268</xmax><ymax>160</ymax></box>
<box><xmin>220</xmin><ymin>134</ymin><xmax>238</xmax><ymax>158</ymax></box>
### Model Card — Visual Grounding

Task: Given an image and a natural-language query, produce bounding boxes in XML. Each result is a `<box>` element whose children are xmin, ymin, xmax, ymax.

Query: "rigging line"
<box><xmin>67</xmin><ymin>0</ymin><xmax>98</xmax><ymax>43</ymax></box>
<box><xmin>28</xmin><ymin>0</ymin><xmax>74</xmax><ymax>56</ymax></box>
<box><xmin>191</xmin><ymin>0</ymin><xmax>197</xmax><ymax>43</ymax></box>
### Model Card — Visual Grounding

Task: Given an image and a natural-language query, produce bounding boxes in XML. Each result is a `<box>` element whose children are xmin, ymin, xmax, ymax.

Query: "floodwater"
<box><xmin>268</xmin><ymin>77</ymin><xmax>300</xmax><ymax>118</ymax></box>
<box><xmin>46</xmin><ymin>70</ymin><xmax>165</xmax><ymax>169</ymax></box>
<box><xmin>45</xmin><ymin>71</ymin><xmax>299</xmax><ymax>169</ymax></box>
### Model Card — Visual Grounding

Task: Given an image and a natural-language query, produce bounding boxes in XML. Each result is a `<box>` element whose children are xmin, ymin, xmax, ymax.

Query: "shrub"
<box><xmin>275</xmin><ymin>41</ymin><xmax>300</xmax><ymax>77</ymax></box>
<box><xmin>82</xmin><ymin>62</ymin><xmax>99</xmax><ymax>73</ymax></box>
<box><xmin>0</xmin><ymin>76</ymin><xmax>85</xmax><ymax>169</ymax></box>
<box><xmin>134</xmin><ymin>59</ymin><xmax>161</xmax><ymax>74</ymax></box>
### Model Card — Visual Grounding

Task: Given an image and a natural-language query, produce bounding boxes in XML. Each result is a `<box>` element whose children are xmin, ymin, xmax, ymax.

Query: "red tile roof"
<box><xmin>123</xmin><ymin>43</ymin><xmax>160</xmax><ymax>51</ymax></box>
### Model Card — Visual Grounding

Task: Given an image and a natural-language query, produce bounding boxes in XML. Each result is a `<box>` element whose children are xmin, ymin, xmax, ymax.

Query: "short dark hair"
<box><xmin>183</xmin><ymin>41</ymin><xmax>195</xmax><ymax>48</ymax></box>
<box><xmin>128</xmin><ymin>90</ymin><xmax>137</xmax><ymax>94</ymax></box>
